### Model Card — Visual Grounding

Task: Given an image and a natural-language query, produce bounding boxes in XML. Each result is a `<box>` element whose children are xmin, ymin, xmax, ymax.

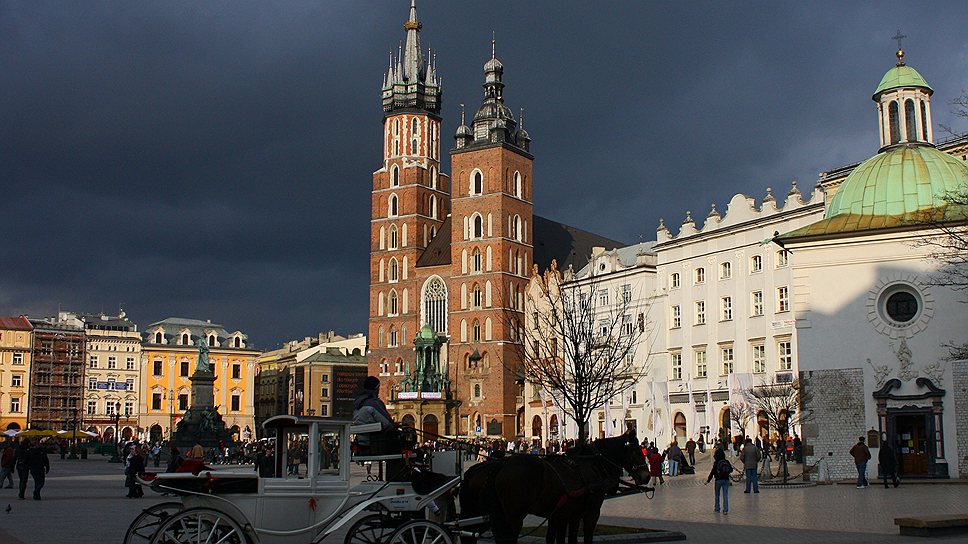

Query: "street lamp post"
<box><xmin>167</xmin><ymin>389</ymin><xmax>174</xmax><ymax>440</ymax></box>
<box><xmin>109</xmin><ymin>402</ymin><xmax>122</xmax><ymax>463</ymax></box>
<box><xmin>67</xmin><ymin>408</ymin><xmax>79</xmax><ymax>459</ymax></box>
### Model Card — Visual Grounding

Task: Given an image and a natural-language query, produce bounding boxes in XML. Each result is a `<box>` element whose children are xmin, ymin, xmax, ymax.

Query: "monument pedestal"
<box><xmin>172</xmin><ymin>370</ymin><xmax>232</xmax><ymax>450</ymax></box>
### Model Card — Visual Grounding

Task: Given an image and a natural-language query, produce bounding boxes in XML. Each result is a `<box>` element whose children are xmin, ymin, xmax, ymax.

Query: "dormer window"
<box><xmin>234</xmin><ymin>336</ymin><xmax>241</xmax><ymax>348</ymax></box>
<box><xmin>208</xmin><ymin>334</ymin><xmax>216</xmax><ymax>346</ymax></box>
<box><xmin>181</xmin><ymin>333</ymin><xmax>189</xmax><ymax>345</ymax></box>
<box><xmin>154</xmin><ymin>332</ymin><xmax>163</xmax><ymax>344</ymax></box>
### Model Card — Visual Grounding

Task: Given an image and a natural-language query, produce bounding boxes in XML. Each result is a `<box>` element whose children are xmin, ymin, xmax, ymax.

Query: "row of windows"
<box><xmin>89</xmin><ymin>356</ymin><xmax>137</xmax><ymax>370</ymax></box>
<box><xmin>669</xmin><ymin>339</ymin><xmax>793</xmax><ymax>379</ymax></box>
<box><xmin>885</xmin><ymin>98</ymin><xmax>929</xmax><ymax>145</ymax></box>
<box><xmin>463</xmin><ymin>212</ymin><xmax>526</xmax><ymax>243</ymax></box>
<box><xmin>669</xmin><ymin>251</ymin><xmax>789</xmax><ymax>289</ymax></box>
<box><xmin>387</xmin><ymin>163</ymin><xmax>441</xmax><ymax>190</ymax></box>
<box><xmin>151</xmin><ymin>360</ymin><xmax>244</xmax><ymax>379</ymax></box>
<box><xmin>86</xmin><ymin>399</ymin><xmax>135</xmax><ymax>416</ymax></box>
<box><xmin>147</xmin><ymin>391</ymin><xmax>242</xmax><ymax>412</ymax></box>
<box><xmin>467</xmin><ymin>169</ymin><xmax>524</xmax><ymax>199</ymax></box>
<box><xmin>670</xmin><ymin>287</ymin><xmax>788</xmax><ymax>327</ymax></box>
<box><xmin>150</xmin><ymin>331</ymin><xmax>244</xmax><ymax>348</ymax></box>
<box><xmin>387</xmin><ymin>116</ymin><xmax>437</xmax><ymax>160</ymax></box>
<box><xmin>376</xmin><ymin>324</ymin><xmax>408</xmax><ymax>348</ymax></box>
<box><xmin>88</xmin><ymin>377</ymin><xmax>136</xmax><ymax>390</ymax></box>
<box><xmin>87</xmin><ymin>344</ymin><xmax>137</xmax><ymax>352</ymax></box>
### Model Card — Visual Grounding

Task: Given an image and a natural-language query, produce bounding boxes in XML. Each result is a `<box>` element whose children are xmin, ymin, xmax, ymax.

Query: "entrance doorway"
<box><xmin>673</xmin><ymin>412</ymin><xmax>687</xmax><ymax>444</ymax></box>
<box><xmin>894</xmin><ymin>414</ymin><xmax>930</xmax><ymax>477</ymax></box>
<box><xmin>422</xmin><ymin>414</ymin><xmax>438</xmax><ymax>437</ymax></box>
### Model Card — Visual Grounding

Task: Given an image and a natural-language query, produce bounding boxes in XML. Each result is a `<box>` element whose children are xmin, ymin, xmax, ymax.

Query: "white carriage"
<box><xmin>124</xmin><ymin>416</ymin><xmax>465</xmax><ymax>544</ymax></box>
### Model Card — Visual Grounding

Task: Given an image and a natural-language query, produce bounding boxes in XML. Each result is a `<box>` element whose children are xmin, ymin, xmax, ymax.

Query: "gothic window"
<box><xmin>889</xmin><ymin>101</ymin><xmax>900</xmax><ymax>144</ymax></box>
<box><xmin>402</xmin><ymin>287</ymin><xmax>409</xmax><ymax>313</ymax></box>
<box><xmin>473</xmin><ymin>320</ymin><xmax>481</xmax><ymax>342</ymax></box>
<box><xmin>429</xmin><ymin>195</ymin><xmax>437</xmax><ymax>219</ymax></box>
<box><xmin>378</xmin><ymin>327</ymin><xmax>384</xmax><ymax>347</ymax></box>
<box><xmin>378</xmin><ymin>292</ymin><xmax>385</xmax><ymax>315</ymax></box>
<box><xmin>401</xmin><ymin>325</ymin><xmax>408</xmax><ymax>344</ymax></box>
<box><xmin>421</xmin><ymin>276</ymin><xmax>448</xmax><ymax>334</ymax></box>
<box><xmin>905</xmin><ymin>99</ymin><xmax>917</xmax><ymax>141</ymax></box>
<box><xmin>512</xmin><ymin>215</ymin><xmax>522</xmax><ymax>241</ymax></box>
<box><xmin>472</xmin><ymin>170</ymin><xmax>483</xmax><ymax>195</ymax></box>
<box><xmin>430</xmin><ymin>166</ymin><xmax>438</xmax><ymax>190</ymax></box>
<box><xmin>389</xmin><ymin>290</ymin><xmax>398</xmax><ymax>316</ymax></box>
<box><xmin>379</xmin><ymin>226</ymin><xmax>386</xmax><ymax>249</ymax></box>
<box><xmin>472</xmin><ymin>284</ymin><xmax>482</xmax><ymax>308</ymax></box>
<box><xmin>388</xmin><ymin>225</ymin><xmax>398</xmax><ymax>249</ymax></box>
<box><xmin>513</xmin><ymin>171</ymin><xmax>522</xmax><ymax>198</ymax></box>
<box><xmin>485</xmin><ymin>318</ymin><xmax>492</xmax><ymax>341</ymax></box>
<box><xmin>389</xmin><ymin>327</ymin><xmax>398</xmax><ymax>347</ymax></box>
<box><xmin>411</xmin><ymin>138</ymin><xmax>418</xmax><ymax>155</ymax></box>
<box><xmin>388</xmin><ymin>194</ymin><xmax>399</xmax><ymax>217</ymax></box>
<box><xmin>472</xmin><ymin>248</ymin><xmax>482</xmax><ymax>273</ymax></box>
<box><xmin>389</xmin><ymin>258</ymin><xmax>399</xmax><ymax>282</ymax></box>
<box><xmin>473</xmin><ymin>214</ymin><xmax>483</xmax><ymax>239</ymax></box>
<box><xmin>390</xmin><ymin>165</ymin><xmax>400</xmax><ymax>187</ymax></box>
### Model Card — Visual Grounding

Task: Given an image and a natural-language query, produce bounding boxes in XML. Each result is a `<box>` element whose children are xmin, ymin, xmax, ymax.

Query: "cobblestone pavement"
<box><xmin>1</xmin><ymin>454</ymin><xmax>966</xmax><ymax>543</ymax></box>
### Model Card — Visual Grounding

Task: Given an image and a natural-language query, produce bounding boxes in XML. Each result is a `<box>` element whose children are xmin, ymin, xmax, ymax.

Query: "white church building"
<box><xmin>525</xmin><ymin>49</ymin><xmax>968</xmax><ymax>481</ymax></box>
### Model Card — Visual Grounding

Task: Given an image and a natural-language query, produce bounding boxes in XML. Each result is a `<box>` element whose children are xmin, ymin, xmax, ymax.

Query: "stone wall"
<box><xmin>800</xmin><ymin>368</ymin><xmax>866</xmax><ymax>481</ymax></box>
<box><xmin>952</xmin><ymin>361</ymin><xmax>968</xmax><ymax>478</ymax></box>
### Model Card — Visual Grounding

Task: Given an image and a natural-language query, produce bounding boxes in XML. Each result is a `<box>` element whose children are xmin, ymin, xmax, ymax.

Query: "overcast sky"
<box><xmin>3</xmin><ymin>1</ymin><xmax>968</xmax><ymax>349</ymax></box>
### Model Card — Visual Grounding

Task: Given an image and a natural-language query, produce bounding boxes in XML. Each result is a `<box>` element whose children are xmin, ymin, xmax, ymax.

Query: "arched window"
<box><xmin>389</xmin><ymin>327</ymin><xmax>398</xmax><ymax>347</ymax></box>
<box><xmin>472</xmin><ymin>248</ymin><xmax>482</xmax><ymax>272</ymax></box>
<box><xmin>378</xmin><ymin>292</ymin><xmax>385</xmax><ymax>315</ymax></box>
<box><xmin>388</xmin><ymin>225</ymin><xmax>398</xmax><ymax>249</ymax></box>
<box><xmin>208</xmin><ymin>335</ymin><xmax>216</xmax><ymax>346</ymax></box>
<box><xmin>430</xmin><ymin>166</ymin><xmax>438</xmax><ymax>190</ymax></box>
<box><xmin>920</xmin><ymin>101</ymin><xmax>929</xmax><ymax>142</ymax></box>
<box><xmin>422</xmin><ymin>276</ymin><xmax>448</xmax><ymax>334</ymax></box>
<box><xmin>429</xmin><ymin>195</ymin><xmax>437</xmax><ymax>219</ymax></box>
<box><xmin>378</xmin><ymin>327</ymin><xmax>384</xmax><ymax>347</ymax></box>
<box><xmin>154</xmin><ymin>332</ymin><xmax>162</xmax><ymax>344</ymax></box>
<box><xmin>402</xmin><ymin>287</ymin><xmax>409</xmax><ymax>313</ymax></box>
<box><xmin>473</xmin><ymin>320</ymin><xmax>481</xmax><ymax>342</ymax></box>
<box><xmin>388</xmin><ymin>194</ymin><xmax>399</xmax><ymax>217</ymax></box>
<box><xmin>401</xmin><ymin>324</ymin><xmax>408</xmax><ymax>344</ymax></box>
<box><xmin>390</xmin><ymin>165</ymin><xmax>400</xmax><ymax>187</ymax></box>
<box><xmin>513</xmin><ymin>171</ymin><xmax>522</xmax><ymax>198</ymax></box>
<box><xmin>474</xmin><ymin>384</ymin><xmax>481</xmax><ymax>398</ymax></box>
<box><xmin>473</xmin><ymin>214</ymin><xmax>483</xmax><ymax>239</ymax></box>
<box><xmin>181</xmin><ymin>333</ymin><xmax>189</xmax><ymax>345</ymax></box>
<box><xmin>394</xmin><ymin>118</ymin><xmax>400</xmax><ymax>136</ymax></box>
<box><xmin>411</xmin><ymin>118</ymin><xmax>419</xmax><ymax>156</ymax></box>
<box><xmin>889</xmin><ymin>101</ymin><xmax>900</xmax><ymax>144</ymax></box>
<box><xmin>411</xmin><ymin>137</ymin><xmax>418</xmax><ymax>155</ymax></box>
<box><xmin>472</xmin><ymin>284</ymin><xmax>482</xmax><ymax>308</ymax></box>
<box><xmin>472</xmin><ymin>171</ymin><xmax>483</xmax><ymax>195</ymax></box>
<box><xmin>513</xmin><ymin>215</ymin><xmax>522</xmax><ymax>241</ymax></box>
<box><xmin>905</xmin><ymin>99</ymin><xmax>917</xmax><ymax>141</ymax></box>
<box><xmin>389</xmin><ymin>290</ymin><xmax>398</xmax><ymax>315</ymax></box>
<box><xmin>389</xmin><ymin>258</ymin><xmax>399</xmax><ymax>282</ymax></box>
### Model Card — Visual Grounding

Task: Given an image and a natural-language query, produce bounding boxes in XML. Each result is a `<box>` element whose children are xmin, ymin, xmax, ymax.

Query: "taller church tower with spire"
<box><xmin>369</xmin><ymin>0</ymin><xmax>449</xmax><ymax>389</ymax></box>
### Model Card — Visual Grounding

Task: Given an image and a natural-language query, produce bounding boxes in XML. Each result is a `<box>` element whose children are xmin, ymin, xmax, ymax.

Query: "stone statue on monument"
<box><xmin>196</xmin><ymin>337</ymin><xmax>211</xmax><ymax>373</ymax></box>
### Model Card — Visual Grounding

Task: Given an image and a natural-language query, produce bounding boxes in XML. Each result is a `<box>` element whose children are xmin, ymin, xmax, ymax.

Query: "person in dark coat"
<box><xmin>352</xmin><ymin>376</ymin><xmax>397</xmax><ymax>454</ymax></box>
<box><xmin>879</xmin><ymin>442</ymin><xmax>899</xmax><ymax>488</ymax></box>
<box><xmin>13</xmin><ymin>439</ymin><xmax>31</xmax><ymax>500</ymax></box>
<box><xmin>16</xmin><ymin>440</ymin><xmax>49</xmax><ymax>500</ymax></box>
<box><xmin>166</xmin><ymin>446</ymin><xmax>185</xmax><ymax>473</ymax></box>
<box><xmin>125</xmin><ymin>445</ymin><xmax>146</xmax><ymax>497</ymax></box>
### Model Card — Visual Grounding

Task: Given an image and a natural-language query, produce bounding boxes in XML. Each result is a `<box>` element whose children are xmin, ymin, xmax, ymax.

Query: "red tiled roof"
<box><xmin>0</xmin><ymin>317</ymin><xmax>32</xmax><ymax>331</ymax></box>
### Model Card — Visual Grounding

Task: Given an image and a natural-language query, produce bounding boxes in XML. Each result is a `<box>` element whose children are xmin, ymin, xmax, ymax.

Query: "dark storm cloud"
<box><xmin>3</xmin><ymin>1</ymin><xmax>968</xmax><ymax>347</ymax></box>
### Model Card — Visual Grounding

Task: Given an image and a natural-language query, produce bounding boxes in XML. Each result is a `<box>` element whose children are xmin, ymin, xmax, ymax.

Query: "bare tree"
<box><xmin>743</xmin><ymin>377</ymin><xmax>811</xmax><ymax>483</ymax></box>
<box><xmin>727</xmin><ymin>399</ymin><xmax>754</xmax><ymax>440</ymax></box>
<box><xmin>938</xmin><ymin>91</ymin><xmax>968</xmax><ymax>137</ymax></box>
<box><xmin>515</xmin><ymin>265</ymin><xmax>655</xmax><ymax>443</ymax></box>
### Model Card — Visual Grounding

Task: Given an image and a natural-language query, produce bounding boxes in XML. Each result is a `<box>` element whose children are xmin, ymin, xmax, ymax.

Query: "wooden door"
<box><xmin>895</xmin><ymin>414</ymin><xmax>929</xmax><ymax>476</ymax></box>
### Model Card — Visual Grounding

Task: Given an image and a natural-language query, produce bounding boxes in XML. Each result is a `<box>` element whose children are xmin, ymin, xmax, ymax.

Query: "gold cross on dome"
<box><xmin>892</xmin><ymin>29</ymin><xmax>907</xmax><ymax>50</ymax></box>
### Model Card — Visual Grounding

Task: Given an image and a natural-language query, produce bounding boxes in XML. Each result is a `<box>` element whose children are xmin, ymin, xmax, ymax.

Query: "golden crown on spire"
<box><xmin>404</xmin><ymin>20</ymin><xmax>421</xmax><ymax>31</ymax></box>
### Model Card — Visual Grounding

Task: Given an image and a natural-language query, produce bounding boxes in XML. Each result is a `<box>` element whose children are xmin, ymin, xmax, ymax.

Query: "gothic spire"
<box><xmin>381</xmin><ymin>1</ymin><xmax>440</xmax><ymax>114</ymax></box>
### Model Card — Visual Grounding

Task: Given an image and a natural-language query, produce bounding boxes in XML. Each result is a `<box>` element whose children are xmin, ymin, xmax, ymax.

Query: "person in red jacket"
<box><xmin>647</xmin><ymin>445</ymin><xmax>665</xmax><ymax>485</ymax></box>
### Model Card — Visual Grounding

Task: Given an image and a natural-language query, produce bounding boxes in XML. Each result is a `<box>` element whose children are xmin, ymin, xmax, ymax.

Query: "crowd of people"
<box><xmin>0</xmin><ymin>438</ymin><xmax>50</xmax><ymax>500</ymax></box>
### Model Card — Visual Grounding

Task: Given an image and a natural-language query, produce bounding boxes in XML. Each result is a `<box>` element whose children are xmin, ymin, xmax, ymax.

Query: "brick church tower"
<box><xmin>369</xmin><ymin>1</ymin><xmax>449</xmax><ymax>383</ymax></box>
<box><xmin>448</xmin><ymin>42</ymin><xmax>534</xmax><ymax>437</ymax></box>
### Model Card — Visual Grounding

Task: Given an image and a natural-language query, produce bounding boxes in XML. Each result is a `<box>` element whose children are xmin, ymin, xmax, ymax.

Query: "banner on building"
<box><xmin>332</xmin><ymin>365</ymin><xmax>368</xmax><ymax>418</ymax></box>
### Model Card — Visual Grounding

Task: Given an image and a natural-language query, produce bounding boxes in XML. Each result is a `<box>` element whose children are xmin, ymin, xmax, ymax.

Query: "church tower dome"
<box><xmin>873</xmin><ymin>46</ymin><xmax>934</xmax><ymax>150</ymax></box>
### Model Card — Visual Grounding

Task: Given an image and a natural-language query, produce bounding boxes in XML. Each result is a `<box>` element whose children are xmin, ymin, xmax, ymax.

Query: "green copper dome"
<box><xmin>873</xmin><ymin>64</ymin><xmax>933</xmax><ymax>99</ymax></box>
<box><xmin>418</xmin><ymin>324</ymin><xmax>436</xmax><ymax>339</ymax></box>
<box><xmin>827</xmin><ymin>145</ymin><xmax>968</xmax><ymax>218</ymax></box>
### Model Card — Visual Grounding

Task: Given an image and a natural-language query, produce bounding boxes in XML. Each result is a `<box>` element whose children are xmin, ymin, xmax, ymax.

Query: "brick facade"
<box><xmin>952</xmin><ymin>361</ymin><xmax>968</xmax><ymax>478</ymax></box>
<box><xmin>800</xmin><ymin>368</ymin><xmax>866</xmax><ymax>481</ymax></box>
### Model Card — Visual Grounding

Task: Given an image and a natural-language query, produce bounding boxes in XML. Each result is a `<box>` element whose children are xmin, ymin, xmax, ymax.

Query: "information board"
<box><xmin>332</xmin><ymin>365</ymin><xmax>368</xmax><ymax>418</ymax></box>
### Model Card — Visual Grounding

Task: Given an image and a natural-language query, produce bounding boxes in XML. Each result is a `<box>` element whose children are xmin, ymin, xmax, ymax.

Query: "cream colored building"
<box><xmin>0</xmin><ymin>317</ymin><xmax>32</xmax><ymax>432</ymax></box>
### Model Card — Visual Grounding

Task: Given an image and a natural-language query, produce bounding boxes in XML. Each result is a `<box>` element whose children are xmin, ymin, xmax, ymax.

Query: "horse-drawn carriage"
<box><xmin>124</xmin><ymin>415</ymin><xmax>651</xmax><ymax>544</ymax></box>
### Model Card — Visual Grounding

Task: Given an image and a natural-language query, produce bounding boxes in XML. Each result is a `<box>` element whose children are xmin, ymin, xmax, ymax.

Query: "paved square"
<box><xmin>2</xmin><ymin>453</ymin><xmax>967</xmax><ymax>543</ymax></box>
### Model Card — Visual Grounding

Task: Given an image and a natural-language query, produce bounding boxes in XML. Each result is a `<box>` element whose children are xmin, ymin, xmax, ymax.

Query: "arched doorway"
<box><xmin>721</xmin><ymin>407</ymin><xmax>732</xmax><ymax>436</ymax></box>
<box><xmin>531</xmin><ymin>415</ymin><xmax>542</xmax><ymax>439</ymax></box>
<box><xmin>5</xmin><ymin>422</ymin><xmax>20</xmax><ymax>431</ymax></box>
<box><xmin>674</xmin><ymin>412</ymin><xmax>687</xmax><ymax>443</ymax></box>
<box><xmin>149</xmin><ymin>424</ymin><xmax>163</xmax><ymax>443</ymax></box>
<box><xmin>550</xmin><ymin>414</ymin><xmax>559</xmax><ymax>437</ymax></box>
<box><xmin>401</xmin><ymin>414</ymin><xmax>416</xmax><ymax>428</ymax></box>
<box><xmin>422</xmin><ymin>414</ymin><xmax>439</xmax><ymax>437</ymax></box>
<box><xmin>757</xmin><ymin>411</ymin><xmax>769</xmax><ymax>438</ymax></box>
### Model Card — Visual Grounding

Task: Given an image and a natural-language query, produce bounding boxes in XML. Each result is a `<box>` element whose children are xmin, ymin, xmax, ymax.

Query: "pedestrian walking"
<box><xmin>706</xmin><ymin>447</ymin><xmax>733</xmax><ymax>514</ymax></box>
<box><xmin>190</xmin><ymin>442</ymin><xmax>204</xmax><ymax>459</ymax></box>
<box><xmin>125</xmin><ymin>445</ymin><xmax>146</xmax><ymax>498</ymax></box>
<box><xmin>686</xmin><ymin>437</ymin><xmax>697</xmax><ymax>466</ymax></box>
<box><xmin>15</xmin><ymin>439</ymin><xmax>49</xmax><ymax>500</ymax></box>
<box><xmin>878</xmin><ymin>442</ymin><xmax>900</xmax><ymax>489</ymax></box>
<box><xmin>665</xmin><ymin>441</ymin><xmax>682</xmax><ymax>476</ymax></box>
<box><xmin>849</xmin><ymin>436</ymin><xmax>871</xmax><ymax>489</ymax></box>
<box><xmin>697</xmin><ymin>434</ymin><xmax>705</xmax><ymax>453</ymax></box>
<box><xmin>741</xmin><ymin>437</ymin><xmax>761</xmax><ymax>493</ymax></box>
<box><xmin>0</xmin><ymin>441</ymin><xmax>15</xmax><ymax>488</ymax></box>
<box><xmin>647</xmin><ymin>447</ymin><xmax>665</xmax><ymax>485</ymax></box>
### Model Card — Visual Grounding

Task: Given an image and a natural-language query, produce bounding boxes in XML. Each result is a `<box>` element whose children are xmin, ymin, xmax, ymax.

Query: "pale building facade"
<box><xmin>0</xmin><ymin>317</ymin><xmax>32</xmax><ymax>432</ymax></box>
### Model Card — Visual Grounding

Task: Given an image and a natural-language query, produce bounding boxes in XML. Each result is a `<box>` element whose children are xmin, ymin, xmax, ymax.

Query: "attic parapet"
<box><xmin>660</xmin><ymin>181</ymin><xmax>825</xmax><ymax>242</ymax></box>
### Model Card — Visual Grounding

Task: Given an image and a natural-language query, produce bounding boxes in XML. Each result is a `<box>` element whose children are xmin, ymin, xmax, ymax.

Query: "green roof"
<box><xmin>780</xmin><ymin>144</ymin><xmax>968</xmax><ymax>240</ymax></box>
<box><xmin>873</xmin><ymin>64</ymin><xmax>933</xmax><ymax>99</ymax></box>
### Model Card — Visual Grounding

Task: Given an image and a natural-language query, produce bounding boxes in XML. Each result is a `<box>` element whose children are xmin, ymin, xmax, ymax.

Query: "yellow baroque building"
<box><xmin>139</xmin><ymin>318</ymin><xmax>259</xmax><ymax>442</ymax></box>
<box><xmin>0</xmin><ymin>317</ymin><xmax>32</xmax><ymax>432</ymax></box>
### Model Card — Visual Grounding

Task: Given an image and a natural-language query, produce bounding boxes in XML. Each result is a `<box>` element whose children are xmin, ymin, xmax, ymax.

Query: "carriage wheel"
<box><xmin>149</xmin><ymin>507</ymin><xmax>250</xmax><ymax>544</ymax></box>
<box><xmin>387</xmin><ymin>520</ymin><xmax>452</xmax><ymax>544</ymax></box>
<box><xmin>344</xmin><ymin>513</ymin><xmax>402</xmax><ymax>544</ymax></box>
<box><xmin>124</xmin><ymin>502</ymin><xmax>183</xmax><ymax>544</ymax></box>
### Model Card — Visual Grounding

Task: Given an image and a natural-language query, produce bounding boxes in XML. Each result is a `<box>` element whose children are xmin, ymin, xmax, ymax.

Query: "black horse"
<box><xmin>459</xmin><ymin>430</ymin><xmax>651</xmax><ymax>544</ymax></box>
